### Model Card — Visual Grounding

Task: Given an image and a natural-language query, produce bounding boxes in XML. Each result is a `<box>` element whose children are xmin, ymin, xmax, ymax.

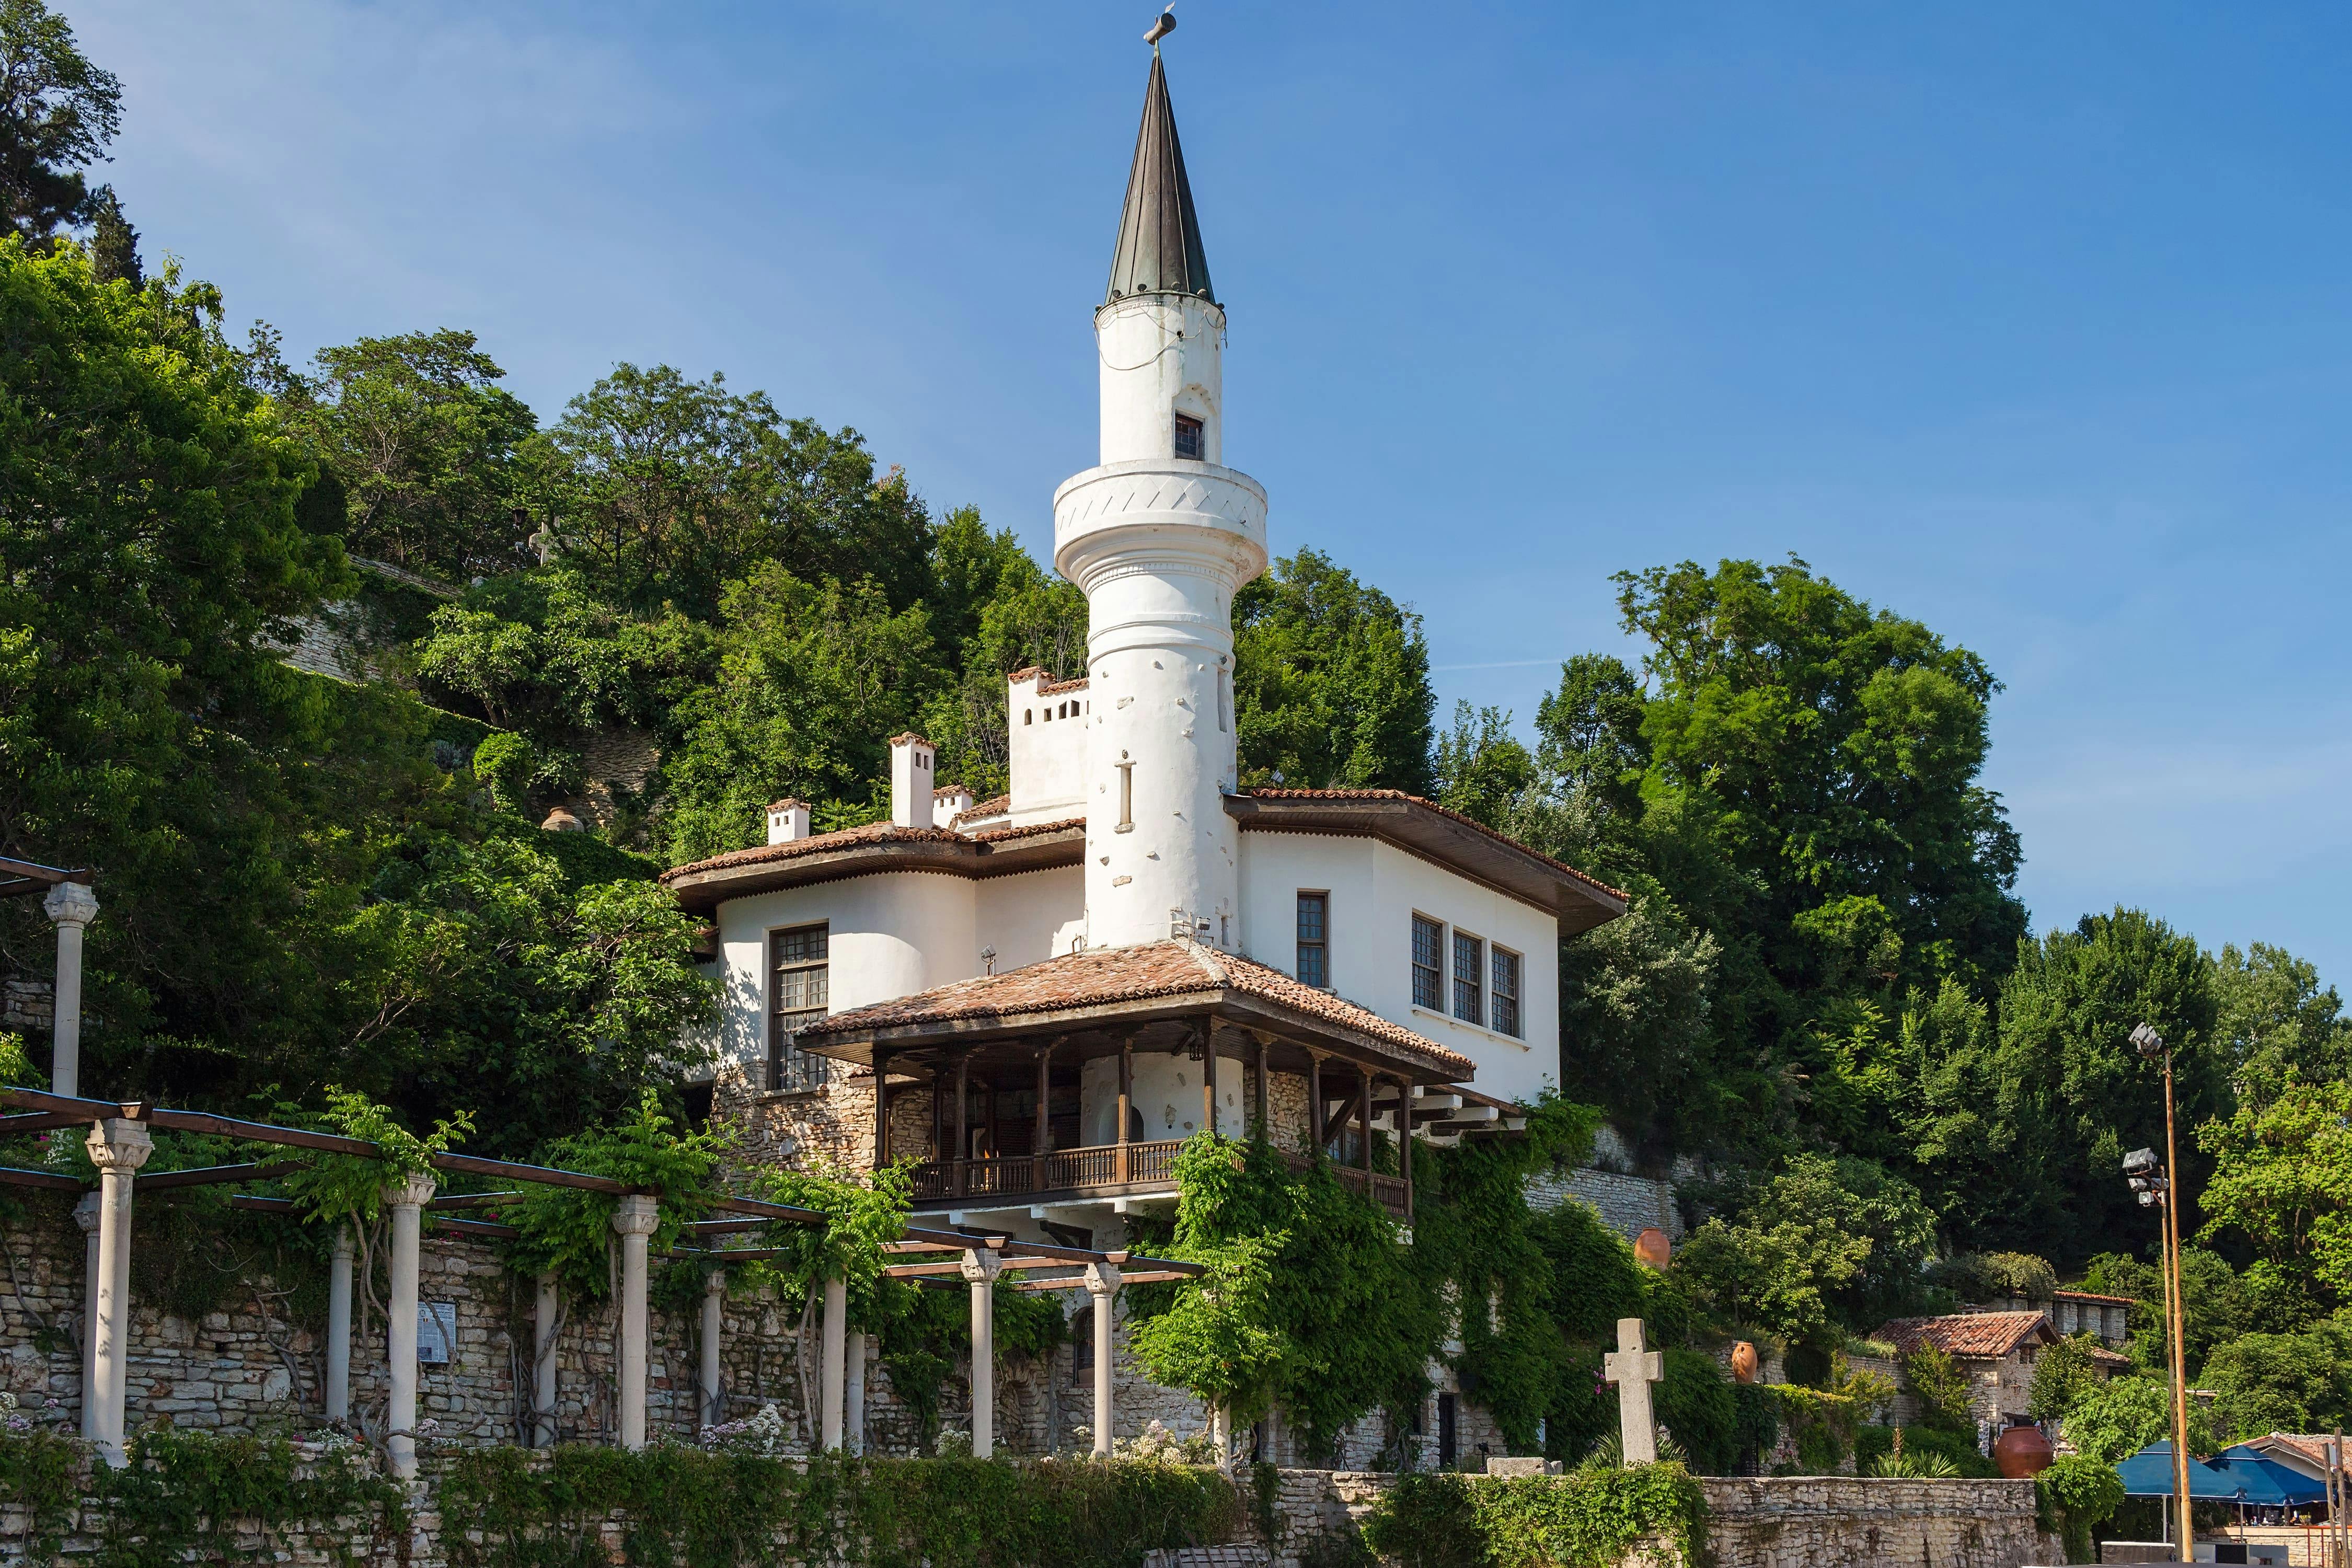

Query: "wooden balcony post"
<box><xmin>1201</xmin><ymin>1019</ymin><xmax>1217</xmax><ymax>1140</ymax></box>
<box><xmin>872</xmin><ymin>1050</ymin><xmax>890</xmax><ymax>1172</ymax></box>
<box><xmin>1310</xmin><ymin>1053</ymin><xmax>1324</xmax><ymax>1159</ymax></box>
<box><xmin>1397</xmin><ymin>1075</ymin><xmax>1412</xmax><ymax>1192</ymax></box>
<box><xmin>954</xmin><ymin>1052</ymin><xmax>971</xmax><ymax>1197</ymax></box>
<box><xmin>1358</xmin><ymin>1072</ymin><xmax>1373</xmax><ymax>1176</ymax></box>
<box><xmin>1254</xmin><ymin>1035</ymin><xmax>1270</xmax><ymax>1137</ymax></box>
<box><xmin>1117</xmin><ymin>1033</ymin><xmax>1134</xmax><ymax>1183</ymax></box>
<box><xmin>1034</xmin><ymin>1039</ymin><xmax>1053</xmax><ymax>1187</ymax></box>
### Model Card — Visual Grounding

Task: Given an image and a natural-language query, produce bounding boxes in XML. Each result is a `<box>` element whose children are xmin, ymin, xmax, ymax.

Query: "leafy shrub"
<box><xmin>1361</xmin><ymin>1465</ymin><xmax>1709</xmax><ymax>1568</ymax></box>
<box><xmin>2028</xmin><ymin>1334</ymin><xmax>2107</xmax><ymax>1423</ymax></box>
<box><xmin>1653</xmin><ymin>1348</ymin><xmax>1738</xmax><ymax>1474</ymax></box>
<box><xmin>1853</xmin><ymin>1424</ymin><xmax>1998</xmax><ymax>1479</ymax></box>
<box><xmin>2037</xmin><ymin>1454</ymin><xmax>2125</xmax><ymax>1564</ymax></box>
<box><xmin>1901</xmin><ymin>1344</ymin><xmax>1975</xmax><ymax>1433</ymax></box>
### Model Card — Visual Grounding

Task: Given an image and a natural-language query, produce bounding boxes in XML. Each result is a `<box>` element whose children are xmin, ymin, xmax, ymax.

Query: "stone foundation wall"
<box><xmin>1527</xmin><ymin>1166</ymin><xmax>1683</xmax><ymax>1243</ymax></box>
<box><xmin>1698</xmin><ymin>1475</ymin><xmax>2055</xmax><ymax>1568</ymax></box>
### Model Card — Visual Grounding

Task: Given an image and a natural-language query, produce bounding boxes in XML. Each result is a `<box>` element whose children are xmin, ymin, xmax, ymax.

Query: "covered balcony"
<box><xmin>792</xmin><ymin>939</ymin><xmax>1474</xmax><ymax>1223</ymax></box>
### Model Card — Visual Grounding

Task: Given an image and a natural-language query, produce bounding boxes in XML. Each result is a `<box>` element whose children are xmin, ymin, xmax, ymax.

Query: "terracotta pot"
<box><xmin>1729</xmin><ymin>1341</ymin><xmax>1760</xmax><ymax>1385</ymax></box>
<box><xmin>1634</xmin><ymin>1227</ymin><xmax>1673</xmax><ymax>1269</ymax></box>
<box><xmin>1993</xmin><ymin>1422</ymin><xmax>2055</xmax><ymax>1479</ymax></box>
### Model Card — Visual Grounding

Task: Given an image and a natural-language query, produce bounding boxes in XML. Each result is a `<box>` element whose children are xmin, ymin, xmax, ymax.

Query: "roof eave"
<box><xmin>660</xmin><ymin>824</ymin><xmax>1085</xmax><ymax>916</ymax></box>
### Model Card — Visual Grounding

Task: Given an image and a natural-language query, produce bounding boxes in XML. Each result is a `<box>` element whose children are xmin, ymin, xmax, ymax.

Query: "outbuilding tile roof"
<box><xmin>658</xmin><ymin>816</ymin><xmax>1079</xmax><ymax>882</ymax></box>
<box><xmin>1873</xmin><ymin>1311</ymin><xmax>2057</xmax><ymax>1361</ymax></box>
<box><xmin>799</xmin><ymin>939</ymin><xmax>1474</xmax><ymax>1078</ymax></box>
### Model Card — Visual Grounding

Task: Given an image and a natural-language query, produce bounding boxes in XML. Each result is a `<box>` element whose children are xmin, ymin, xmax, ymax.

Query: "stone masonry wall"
<box><xmin>1526</xmin><ymin>1166</ymin><xmax>1683</xmax><ymax>1244</ymax></box>
<box><xmin>1698</xmin><ymin>1477</ymin><xmax>2056</xmax><ymax>1568</ymax></box>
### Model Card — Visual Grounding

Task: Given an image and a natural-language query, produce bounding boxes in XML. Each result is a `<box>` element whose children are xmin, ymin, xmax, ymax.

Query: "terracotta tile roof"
<box><xmin>1874</xmin><ymin>1312</ymin><xmax>2057</xmax><ymax>1361</ymax></box>
<box><xmin>2054</xmin><ymin>1288</ymin><xmax>2135</xmax><ymax>1307</ymax></box>
<box><xmin>798</xmin><ymin>939</ymin><xmax>1475</xmax><ymax>1078</ymax></box>
<box><xmin>2086</xmin><ymin>1343</ymin><xmax>2135</xmax><ymax>1370</ymax></box>
<box><xmin>950</xmin><ymin>794</ymin><xmax>1012</xmax><ymax>829</ymax></box>
<box><xmin>1039</xmin><ymin>675</ymin><xmax>1091</xmax><ymax>696</ymax></box>
<box><xmin>1236</xmin><ymin>788</ymin><xmax>1629</xmax><ymax>903</ymax></box>
<box><xmin>658</xmin><ymin>816</ymin><xmax>1079</xmax><ymax>883</ymax></box>
<box><xmin>2263</xmin><ymin>1436</ymin><xmax>2352</xmax><ymax>1476</ymax></box>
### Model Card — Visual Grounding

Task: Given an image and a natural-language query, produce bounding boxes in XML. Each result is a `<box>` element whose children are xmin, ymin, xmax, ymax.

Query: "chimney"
<box><xmin>888</xmin><ymin>735</ymin><xmax>935</xmax><ymax>828</ymax></box>
<box><xmin>935</xmin><ymin>783</ymin><xmax>975</xmax><ymax>825</ymax></box>
<box><xmin>766</xmin><ymin>798</ymin><xmax>811</xmax><ymax>845</ymax></box>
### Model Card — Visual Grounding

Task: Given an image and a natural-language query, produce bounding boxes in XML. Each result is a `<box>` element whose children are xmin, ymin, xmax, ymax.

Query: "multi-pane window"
<box><xmin>1491</xmin><ymin>947</ymin><xmax>1523</xmax><ymax>1039</ymax></box>
<box><xmin>1296</xmin><ymin>892</ymin><xmax>1330</xmax><ymax>988</ymax></box>
<box><xmin>1411</xmin><ymin>916</ymin><xmax>1444</xmax><ymax>1011</ymax></box>
<box><xmin>1452</xmin><ymin>931</ymin><xmax>1484</xmax><ymax>1024</ymax></box>
<box><xmin>1174</xmin><ymin>412</ymin><xmax>1205</xmax><ymax>460</ymax></box>
<box><xmin>768</xmin><ymin>923</ymin><xmax>831</xmax><ymax>1090</ymax></box>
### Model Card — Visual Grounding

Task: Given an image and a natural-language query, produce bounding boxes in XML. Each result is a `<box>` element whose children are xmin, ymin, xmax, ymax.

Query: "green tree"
<box><xmin>2213</xmin><ymin>941</ymin><xmax>2351</xmax><ymax>1109</ymax></box>
<box><xmin>2202</xmin><ymin>1320</ymin><xmax>2352</xmax><ymax>1440</ymax></box>
<box><xmin>263</xmin><ymin>328</ymin><xmax>540</xmax><ymax>579</ymax></box>
<box><xmin>1904</xmin><ymin>1344</ymin><xmax>1975</xmax><ymax>1432</ymax></box>
<box><xmin>659</xmin><ymin>564</ymin><xmax>943</xmax><ymax>858</ymax></box>
<box><xmin>0</xmin><ymin>0</ymin><xmax>119</xmax><ymax>244</ymax></box>
<box><xmin>1673</xmin><ymin>1154</ymin><xmax>1918</xmax><ymax>1347</ymax></box>
<box><xmin>539</xmin><ymin>364</ymin><xmax>931</xmax><ymax>621</ymax></box>
<box><xmin>413</xmin><ymin>569</ymin><xmax>709</xmax><ymax>740</ymax></box>
<box><xmin>2080</xmin><ymin>1247</ymin><xmax>2255</xmax><ymax>1380</ymax></box>
<box><xmin>2198</xmin><ymin>1080</ymin><xmax>2352</xmax><ymax>1324</ymax></box>
<box><xmin>1989</xmin><ymin>908</ymin><xmax>2224</xmax><ymax>1264</ymax></box>
<box><xmin>1432</xmin><ymin>701</ymin><xmax>1536</xmax><ymax>829</ymax></box>
<box><xmin>1233</xmin><ymin>548</ymin><xmax>1435</xmax><ymax>794</ymax></box>
<box><xmin>84</xmin><ymin>179</ymin><xmax>134</xmax><ymax>283</ymax></box>
<box><xmin>2061</xmin><ymin>1374</ymin><xmax>2210</xmax><ymax>1465</ymax></box>
<box><xmin>2028</xmin><ymin>1335</ymin><xmax>2106</xmax><ymax>1423</ymax></box>
<box><xmin>1617</xmin><ymin>556</ymin><xmax>2024</xmax><ymax>1002</ymax></box>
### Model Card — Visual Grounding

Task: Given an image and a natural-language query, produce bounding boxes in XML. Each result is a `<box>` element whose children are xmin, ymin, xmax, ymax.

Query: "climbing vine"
<box><xmin>0</xmin><ymin>1429</ymin><xmax>406</xmax><ymax>1568</ymax></box>
<box><xmin>1360</xmin><ymin>1464</ymin><xmax>1709</xmax><ymax>1568</ymax></box>
<box><xmin>439</xmin><ymin>1446</ymin><xmax>1243</xmax><ymax>1568</ymax></box>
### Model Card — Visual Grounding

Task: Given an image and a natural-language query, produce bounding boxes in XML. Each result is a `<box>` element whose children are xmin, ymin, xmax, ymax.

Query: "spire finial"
<box><xmin>1145</xmin><ymin>6</ymin><xmax>1175</xmax><ymax>49</ymax></box>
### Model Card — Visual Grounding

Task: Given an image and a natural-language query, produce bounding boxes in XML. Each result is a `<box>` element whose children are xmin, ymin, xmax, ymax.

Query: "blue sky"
<box><xmin>69</xmin><ymin>2</ymin><xmax>2352</xmax><ymax>985</ymax></box>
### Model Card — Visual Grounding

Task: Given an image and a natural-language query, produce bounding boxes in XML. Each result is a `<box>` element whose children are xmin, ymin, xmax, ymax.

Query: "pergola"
<box><xmin>0</xmin><ymin>1085</ymin><xmax>1198</xmax><ymax>1472</ymax></box>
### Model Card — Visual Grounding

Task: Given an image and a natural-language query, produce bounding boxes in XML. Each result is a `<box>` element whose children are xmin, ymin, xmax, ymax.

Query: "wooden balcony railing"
<box><xmin>907</xmin><ymin>1139</ymin><xmax>1411</xmax><ymax>1219</ymax></box>
<box><xmin>909</xmin><ymin>1139</ymin><xmax>1185</xmax><ymax>1203</ymax></box>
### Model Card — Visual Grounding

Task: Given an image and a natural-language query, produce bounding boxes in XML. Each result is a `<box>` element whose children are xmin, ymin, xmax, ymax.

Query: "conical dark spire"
<box><xmin>1105</xmin><ymin>50</ymin><xmax>1215</xmax><ymax>305</ymax></box>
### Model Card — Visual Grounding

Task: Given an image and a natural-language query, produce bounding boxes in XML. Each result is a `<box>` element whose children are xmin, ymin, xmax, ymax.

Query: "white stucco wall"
<box><xmin>1233</xmin><ymin>832</ymin><xmax>1560</xmax><ymax>1103</ymax></box>
<box><xmin>1079</xmin><ymin>1048</ymin><xmax>1244</xmax><ymax>1146</ymax></box>
<box><xmin>973</xmin><ymin>866</ymin><xmax>1086</xmax><ymax>971</ymax></box>
<box><xmin>1007</xmin><ymin>672</ymin><xmax>1090</xmax><ymax>825</ymax></box>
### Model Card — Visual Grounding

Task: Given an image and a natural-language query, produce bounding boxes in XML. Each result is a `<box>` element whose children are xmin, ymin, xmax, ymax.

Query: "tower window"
<box><xmin>1116</xmin><ymin>759</ymin><xmax>1135</xmax><ymax>832</ymax></box>
<box><xmin>1296</xmin><ymin>892</ymin><xmax>1329</xmax><ymax>988</ymax></box>
<box><xmin>1174</xmin><ymin>413</ymin><xmax>1204</xmax><ymax>460</ymax></box>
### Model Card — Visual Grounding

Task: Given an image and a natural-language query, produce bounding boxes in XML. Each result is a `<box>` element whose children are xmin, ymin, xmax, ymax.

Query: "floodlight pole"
<box><xmin>2161</xmin><ymin>1045</ymin><xmax>2193</xmax><ymax>1555</ymax></box>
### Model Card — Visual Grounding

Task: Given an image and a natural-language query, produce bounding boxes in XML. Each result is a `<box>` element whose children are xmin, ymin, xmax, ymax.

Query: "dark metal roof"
<box><xmin>1105</xmin><ymin>50</ymin><xmax>1215</xmax><ymax>306</ymax></box>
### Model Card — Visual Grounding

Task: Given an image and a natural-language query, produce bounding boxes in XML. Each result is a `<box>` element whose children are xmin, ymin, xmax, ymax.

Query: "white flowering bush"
<box><xmin>933</xmin><ymin>1429</ymin><xmax>973</xmax><ymax>1457</ymax></box>
<box><xmin>0</xmin><ymin>1390</ymin><xmax>25</xmax><ymax>1435</ymax></box>
<box><xmin>701</xmin><ymin>1401</ymin><xmax>794</xmax><ymax>1456</ymax></box>
<box><xmin>1073</xmin><ymin>1419</ymin><xmax>1213</xmax><ymax>1466</ymax></box>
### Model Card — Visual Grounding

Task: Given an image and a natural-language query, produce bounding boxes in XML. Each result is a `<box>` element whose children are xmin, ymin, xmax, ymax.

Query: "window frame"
<box><xmin>1296</xmin><ymin>890</ymin><xmax>1331</xmax><ymax>989</ymax></box>
<box><xmin>1410</xmin><ymin>914</ymin><xmax>1445</xmax><ymax>1012</ymax></box>
<box><xmin>767</xmin><ymin>921</ymin><xmax>832</xmax><ymax>1091</ymax></box>
<box><xmin>1490</xmin><ymin>944</ymin><xmax>1523</xmax><ymax>1039</ymax></box>
<box><xmin>1173</xmin><ymin>411</ymin><xmax>1205</xmax><ymax>460</ymax></box>
<box><xmin>1451</xmin><ymin>929</ymin><xmax>1485</xmax><ymax>1025</ymax></box>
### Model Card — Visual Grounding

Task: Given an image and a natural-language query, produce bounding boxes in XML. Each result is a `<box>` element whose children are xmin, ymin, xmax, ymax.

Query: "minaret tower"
<box><xmin>1056</xmin><ymin>30</ymin><xmax>1266</xmax><ymax>953</ymax></box>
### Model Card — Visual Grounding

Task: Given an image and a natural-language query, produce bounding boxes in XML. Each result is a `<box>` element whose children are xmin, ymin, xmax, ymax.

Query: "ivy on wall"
<box><xmin>441</xmin><ymin>1446</ymin><xmax>1243</xmax><ymax>1568</ymax></box>
<box><xmin>1359</xmin><ymin>1465</ymin><xmax>1709</xmax><ymax>1568</ymax></box>
<box><xmin>0</xmin><ymin>1429</ymin><xmax>406</xmax><ymax>1568</ymax></box>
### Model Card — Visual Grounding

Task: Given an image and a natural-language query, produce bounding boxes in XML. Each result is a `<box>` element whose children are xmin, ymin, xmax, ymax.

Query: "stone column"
<box><xmin>820</xmin><ymin>1274</ymin><xmax>847</xmax><ymax>1450</ymax></box>
<box><xmin>74</xmin><ymin>1192</ymin><xmax>100</xmax><ymax>1440</ymax></box>
<box><xmin>533</xmin><ymin>1271</ymin><xmax>560</xmax><ymax>1447</ymax></box>
<box><xmin>43</xmin><ymin>882</ymin><xmax>96</xmax><ymax>1099</ymax></box>
<box><xmin>699</xmin><ymin>1271</ymin><xmax>725</xmax><ymax>1429</ymax></box>
<box><xmin>610</xmin><ymin>1195</ymin><xmax>659</xmax><ymax>1451</ymax></box>
<box><xmin>325</xmin><ymin>1227</ymin><xmax>353</xmax><ymax>1422</ymax></box>
<box><xmin>845</xmin><ymin>1330</ymin><xmax>867</xmax><ymax>1455</ymax></box>
<box><xmin>86</xmin><ymin>1117</ymin><xmax>151</xmax><ymax>1467</ymax></box>
<box><xmin>383</xmin><ymin>1172</ymin><xmax>435</xmax><ymax>1479</ymax></box>
<box><xmin>962</xmin><ymin>1249</ymin><xmax>1002</xmax><ymax>1458</ymax></box>
<box><xmin>1085</xmin><ymin>1261</ymin><xmax>1121</xmax><ymax>1458</ymax></box>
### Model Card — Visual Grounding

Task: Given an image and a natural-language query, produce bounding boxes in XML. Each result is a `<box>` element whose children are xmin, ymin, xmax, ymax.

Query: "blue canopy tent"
<box><xmin>2118</xmin><ymin>1442</ymin><xmax>2247</xmax><ymax>1501</ymax></box>
<box><xmin>2211</xmin><ymin>1447</ymin><xmax>2328</xmax><ymax>1509</ymax></box>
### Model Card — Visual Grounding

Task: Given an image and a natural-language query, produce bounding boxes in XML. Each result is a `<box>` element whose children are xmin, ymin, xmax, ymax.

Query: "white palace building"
<box><xmin>658</xmin><ymin>41</ymin><xmax>1627</xmax><ymax>1463</ymax></box>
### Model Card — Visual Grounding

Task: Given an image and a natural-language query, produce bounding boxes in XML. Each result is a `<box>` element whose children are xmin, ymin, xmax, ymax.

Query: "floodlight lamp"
<box><xmin>2138</xmin><ymin>1191</ymin><xmax>2159</xmax><ymax>1207</ymax></box>
<box><xmin>2131</xmin><ymin>1022</ymin><xmax>2165</xmax><ymax>1058</ymax></box>
<box><xmin>2123</xmin><ymin>1147</ymin><xmax>2160</xmax><ymax>1177</ymax></box>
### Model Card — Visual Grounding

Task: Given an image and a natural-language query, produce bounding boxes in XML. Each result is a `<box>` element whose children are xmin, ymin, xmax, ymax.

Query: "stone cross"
<box><xmin>1601</xmin><ymin>1316</ymin><xmax>1665</xmax><ymax>1465</ymax></box>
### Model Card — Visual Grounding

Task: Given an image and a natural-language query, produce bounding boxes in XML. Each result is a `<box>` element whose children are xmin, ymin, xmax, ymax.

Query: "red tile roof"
<box><xmin>658</xmin><ymin>816</ymin><xmax>1080</xmax><ymax>882</ymax></box>
<box><xmin>798</xmin><ymin>939</ymin><xmax>1475</xmax><ymax>1078</ymax></box>
<box><xmin>1874</xmin><ymin>1312</ymin><xmax>2058</xmax><ymax>1360</ymax></box>
<box><xmin>2054</xmin><ymin>1288</ymin><xmax>2135</xmax><ymax>1307</ymax></box>
<box><xmin>1236</xmin><ymin>788</ymin><xmax>1629</xmax><ymax>903</ymax></box>
<box><xmin>950</xmin><ymin>793</ymin><xmax>1012</xmax><ymax>828</ymax></box>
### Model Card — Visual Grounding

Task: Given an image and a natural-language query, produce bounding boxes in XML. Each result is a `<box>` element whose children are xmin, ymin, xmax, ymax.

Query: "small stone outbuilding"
<box><xmin>1874</xmin><ymin>1311</ymin><xmax>2059</xmax><ymax>1430</ymax></box>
